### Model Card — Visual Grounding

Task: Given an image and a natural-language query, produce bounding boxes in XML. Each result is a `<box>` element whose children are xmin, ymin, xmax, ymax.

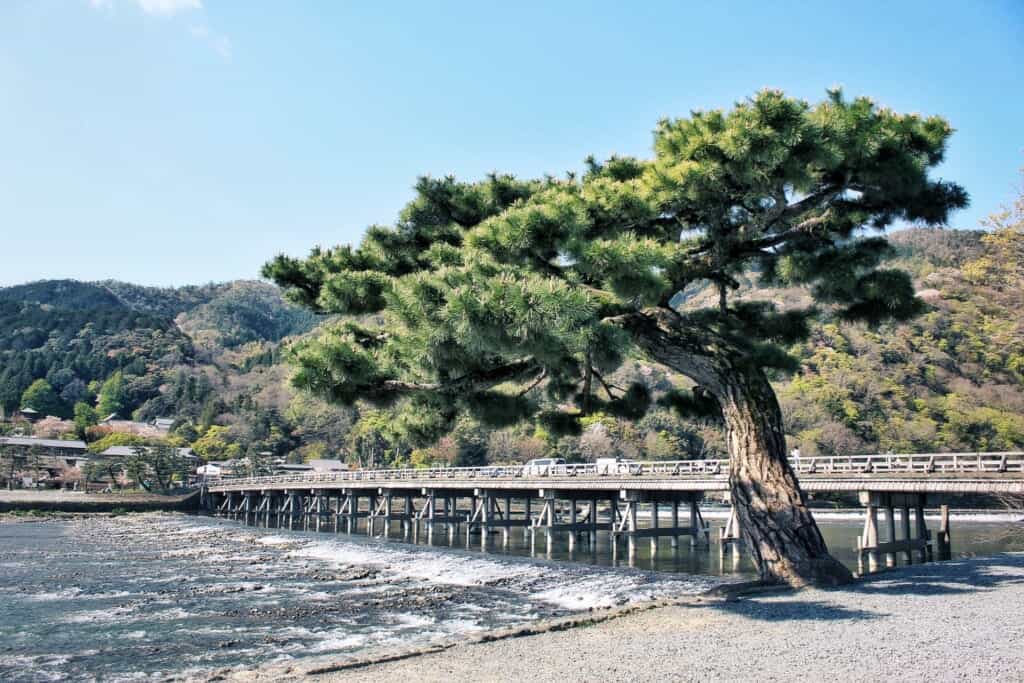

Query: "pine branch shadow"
<box><xmin>701</xmin><ymin>553</ymin><xmax>1024</xmax><ymax>622</ymax></box>
<box><xmin>849</xmin><ymin>553</ymin><xmax>1024</xmax><ymax>596</ymax></box>
<box><xmin>704</xmin><ymin>597</ymin><xmax>882</xmax><ymax>622</ymax></box>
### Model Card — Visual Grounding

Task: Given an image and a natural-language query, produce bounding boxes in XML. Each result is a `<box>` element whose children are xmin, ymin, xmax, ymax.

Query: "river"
<box><xmin>1</xmin><ymin>510</ymin><xmax>1022</xmax><ymax>681</ymax></box>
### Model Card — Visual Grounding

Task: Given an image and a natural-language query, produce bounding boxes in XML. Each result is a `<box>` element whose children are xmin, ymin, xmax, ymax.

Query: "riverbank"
<box><xmin>0</xmin><ymin>489</ymin><xmax>200</xmax><ymax>514</ymax></box>
<box><xmin>242</xmin><ymin>553</ymin><xmax>1024</xmax><ymax>682</ymax></box>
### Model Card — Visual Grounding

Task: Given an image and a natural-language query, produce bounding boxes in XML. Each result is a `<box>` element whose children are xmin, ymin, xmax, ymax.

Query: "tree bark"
<box><xmin>612</xmin><ymin>307</ymin><xmax>853</xmax><ymax>587</ymax></box>
<box><xmin>717</xmin><ymin>361</ymin><xmax>852</xmax><ymax>586</ymax></box>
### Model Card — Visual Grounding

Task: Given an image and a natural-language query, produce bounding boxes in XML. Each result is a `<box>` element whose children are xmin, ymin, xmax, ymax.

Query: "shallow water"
<box><xmin>0</xmin><ymin>514</ymin><xmax>724</xmax><ymax>681</ymax></box>
<box><xmin>1</xmin><ymin>510</ymin><xmax>1022</xmax><ymax>681</ymax></box>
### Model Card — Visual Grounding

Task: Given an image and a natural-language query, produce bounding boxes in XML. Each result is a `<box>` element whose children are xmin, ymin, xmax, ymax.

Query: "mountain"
<box><xmin>0</xmin><ymin>278</ymin><xmax>319</xmax><ymax>419</ymax></box>
<box><xmin>0</xmin><ymin>226</ymin><xmax>1021</xmax><ymax>465</ymax></box>
<box><xmin>176</xmin><ymin>280</ymin><xmax>318</xmax><ymax>348</ymax></box>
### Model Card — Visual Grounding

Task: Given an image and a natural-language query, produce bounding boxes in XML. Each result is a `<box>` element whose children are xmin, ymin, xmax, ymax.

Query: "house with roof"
<box><xmin>18</xmin><ymin>407</ymin><xmax>41</xmax><ymax>422</ymax></box>
<box><xmin>0</xmin><ymin>436</ymin><xmax>89</xmax><ymax>462</ymax></box>
<box><xmin>151</xmin><ymin>417</ymin><xmax>175</xmax><ymax>433</ymax></box>
<box><xmin>0</xmin><ymin>437</ymin><xmax>90</xmax><ymax>489</ymax></box>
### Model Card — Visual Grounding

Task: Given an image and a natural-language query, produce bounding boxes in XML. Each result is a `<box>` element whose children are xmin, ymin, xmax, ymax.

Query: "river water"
<box><xmin>1</xmin><ymin>510</ymin><xmax>1022</xmax><ymax>681</ymax></box>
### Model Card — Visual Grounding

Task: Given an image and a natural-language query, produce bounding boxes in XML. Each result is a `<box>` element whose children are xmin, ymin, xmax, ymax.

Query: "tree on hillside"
<box><xmin>73</xmin><ymin>402</ymin><xmax>99</xmax><ymax>439</ymax></box>
<box><xmin>964</xmin><ymin>173</ymin><xmax>1024</xmax><ymax>352</ymax></box>
<box><xmin>20</xmin><ymin>379</ymin><xmax>66</xmax><ymax>418</ymax></box>
<box><xmin>190</xmin><ymin>425</ymin><xmax>243</xmax><ymax>460</ymax></box>
<box><xmin>347</xmin><ymin>411</ymin><xmax>408</xmax><ymax>468</ymax></box>
<box><xmin>96</xmin><ymin>371</ymin><xmax>127</xmax><ymax>418</ymax></box>
<box><xmin>265</xmin><ymin>90</ymin><xmax>966</xmax><ymax>586</ymax></box>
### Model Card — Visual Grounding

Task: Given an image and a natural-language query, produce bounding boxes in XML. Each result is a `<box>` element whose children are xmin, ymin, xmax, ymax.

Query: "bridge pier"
<box><xmin>719</xmin><ymin>495</ymin><xmax>743</xmax><ymax>562</ymax></box>
<box><xmin>857</xmin><ymin>492</ymin><xmax>932</xmax><ymax>573</ymax></box>
<box><xmin>613</xmin><ymin>491</ymin><xmax>709</xmax><ymax>566</ymax></box>
<box><xmin>936</xmin><ymin>504</ymin><xmax>951</xmax><ymax>560</ymax></box>
<box><xmin>466</xmin><ymin>490</ymin><xmax>531</xmax><ymax>550</ymax></box>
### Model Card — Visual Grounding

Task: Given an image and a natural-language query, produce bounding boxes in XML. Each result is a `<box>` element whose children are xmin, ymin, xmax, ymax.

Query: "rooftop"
<box><xmin>98</xmin><ymin>446</ymin><xmax>195</xmax><ymax>459</ymax></box>
<box><xmin>0</xmin><ymin>437</ymin><xmax>88</xmax><ymax>450</ymax></box>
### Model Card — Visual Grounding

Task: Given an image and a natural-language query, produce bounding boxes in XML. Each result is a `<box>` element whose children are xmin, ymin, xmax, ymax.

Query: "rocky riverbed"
<box><xmin>285</xmin><ymin>553</ymin><xmax>1024</xmax><ymax>682</ymax></box>
<box><xmin>0</xmin><ymin>513</ymin><xmax>725</xmax><ymax>681</ymax></box>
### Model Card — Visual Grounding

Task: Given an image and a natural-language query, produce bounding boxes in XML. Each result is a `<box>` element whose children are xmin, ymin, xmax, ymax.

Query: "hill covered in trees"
<box><xmin>1</xmin><ymin>223</ymin><xmax>1021</xmax><ymax>466</ymax></box>
<box><xmin>0</xmin><ymin>279</ymin><xmax>337</xmax><ymax>462</ymax></box>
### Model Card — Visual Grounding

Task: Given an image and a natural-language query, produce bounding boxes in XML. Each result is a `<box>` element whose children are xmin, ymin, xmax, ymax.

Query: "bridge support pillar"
<box><xmin>524</xmin><ymin>497</ymin><xmax>532</xmax><ymax>542</ymax></box>
<box><xmin>350</xmin><ymin>493</ymin><xmax>360</xmax><ymax>534</ymax></box>
<box><xmin>857</xmin><ymin>492</ymin><xmax>932</xmax><ymax>573</ymax></box>
<box><xmin>936</xmin><ymin>504</ymin><xmax>951</xmax><ymax>560</ymax></box>
<box><xmin>378</xmin><ymin>491</ymin><xmax>389</xmax><ymax>540</ymax></box>
<box><xmin>366</xmin><ymin>492</ymin><xmax>377</xmax><ymax>536</ymax></box>
<box><xmin>283</xmin><ymin>493</ymin><xmax>295</xmax><ymax>530</ymax></box>
<box><xmin>613</xmin><ymin>491</ymin><xmax>708</xmax><ymax>567</ymax></box>
<box><xmin>649</xmin><ymin>500</ymin><xmax>658</xmax><ymax>555</ymax></box>
<box><xmin>719</xmin><ymin>494</ymin><xmax>743</xmax><ymax>563</ymax></box>
<box><xmin>503</xmin><ymin>495</ymin><xmax>512</xmax><ymax>548</ymax></box>
<box><xmin>418</xmin><ymin>489</ymin><xmax>437</xmax><ymax>544</ymax></box>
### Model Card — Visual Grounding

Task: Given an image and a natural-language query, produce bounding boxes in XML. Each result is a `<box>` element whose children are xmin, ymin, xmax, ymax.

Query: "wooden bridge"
<box><xmin>203</xmin><ymin>451</ymin><xmax>1024</xmax><ymax>573</ymax></box>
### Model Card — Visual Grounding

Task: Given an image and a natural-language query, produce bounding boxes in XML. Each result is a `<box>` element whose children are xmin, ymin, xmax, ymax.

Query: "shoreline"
<box><xmin>213</xmin><ymin>580</ymin><xmax>780</xmax><ymax>681</ymax></box>
<box><xmin>0</xmin><ymin>489</ymin><xmax>200</xmax><ymax>515</ymax></box>
<box><xmin>226</xmin><ymin>552</ymin><xmax>1024</xmax><ymax>682</ymax></box>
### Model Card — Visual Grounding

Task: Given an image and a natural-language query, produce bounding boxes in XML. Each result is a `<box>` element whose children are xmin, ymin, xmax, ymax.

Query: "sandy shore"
<box><xmin>242</xmin><ymin>553</ymin><xmax>1024</xmax><ymax>682</ymax></box>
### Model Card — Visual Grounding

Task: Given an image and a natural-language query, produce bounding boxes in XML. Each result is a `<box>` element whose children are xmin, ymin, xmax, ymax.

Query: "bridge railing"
<box><xmin>203</xmin><ymin>451</ymin><xmax>1024</xmax><ymax>489</ymax></box>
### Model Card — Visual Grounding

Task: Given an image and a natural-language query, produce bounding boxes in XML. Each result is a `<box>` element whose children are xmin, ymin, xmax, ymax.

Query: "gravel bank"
<box><xmin>0</xmin><ymin>489</ymin><xmax>198</xmax><ymax>513</ymax></box>
<box><xmin>298</xmin><ymin>553</ymin><xmax>1024</xmax><ymax>683</ymax></box>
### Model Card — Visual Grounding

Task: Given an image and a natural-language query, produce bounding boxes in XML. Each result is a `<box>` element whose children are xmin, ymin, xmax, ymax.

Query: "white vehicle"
<box><xmin>595</xmin><ymin>457</ymin><xmax>640</xmax><ymax>475</ymax></box>
<box><xmin>523</xmin><ymin>458</ymin><xmax>566</xmax><ymax>476</ymax></box>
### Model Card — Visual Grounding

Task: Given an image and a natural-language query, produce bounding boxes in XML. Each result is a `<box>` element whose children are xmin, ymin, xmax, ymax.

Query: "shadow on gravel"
<box><xmin>704</xmin><ymin>554</ymin><xmax>1024</xmax><ymax>623</ymax></box>
<box><xmin>705</xmin><ymin>598</ymin><xmax>882</xmax><ymax>622</ymax></box>
<box><xmin>848</xmin><ymin>553</ymin><xmax>1024</xmax><ymax>597</ymax></box>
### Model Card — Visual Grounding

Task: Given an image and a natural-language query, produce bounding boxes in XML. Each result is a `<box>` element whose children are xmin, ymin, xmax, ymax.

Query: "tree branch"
<box><xmin>592</xmin><ymin>368</ymin><xmax>620</xmax><ymax>401</ymax></box>
<box><xmin>373</xmin><ymin>359</ymin><xmax>543</xmax><ymax>398</ymax></box>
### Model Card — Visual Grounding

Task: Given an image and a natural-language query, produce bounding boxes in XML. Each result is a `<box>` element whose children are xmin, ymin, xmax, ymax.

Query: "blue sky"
<box><xmin>1</xmin><ymin>1</ymin><xmax>1021</xmax><ymax>287</ymax></box>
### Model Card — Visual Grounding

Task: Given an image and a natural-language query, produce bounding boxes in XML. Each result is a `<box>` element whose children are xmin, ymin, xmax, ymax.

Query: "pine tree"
<box><xmin>264</xmin><ymin>90</ymin><xmax>967</xmax><ymax>586</ymax></box>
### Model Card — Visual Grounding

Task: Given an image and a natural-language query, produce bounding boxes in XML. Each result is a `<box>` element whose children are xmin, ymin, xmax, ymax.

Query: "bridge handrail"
<box><xmin>201</xmin><ymin>451</ymin><xmax>1024</xmax><ymax>489</ymax></box>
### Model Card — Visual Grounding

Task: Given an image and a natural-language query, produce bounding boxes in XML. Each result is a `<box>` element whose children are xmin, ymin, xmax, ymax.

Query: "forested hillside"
<box><xmin>0</xmin><ymin>279</ymin><xmax>337</xmax><ymax>462</ymax></box>
<box><xmin>779</xmin><ymin>227</ymin><xmax>1024</xmax><ymax>455</ymax></box>
<box><xmin>1</xmin><ymin>222</ymin><xmax>1021</xmax><ymax>466</ymax></box>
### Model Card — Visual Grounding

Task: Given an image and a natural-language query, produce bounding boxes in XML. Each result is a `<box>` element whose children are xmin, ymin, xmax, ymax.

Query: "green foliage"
<box><xmin>86</xmin><ymin>432</ymin><xmax>149</xmax><ymax>454</ymax></box>
<box><xmin>96</xmin><ymin>372</ymin><xmax>127</xmax><ymax>418</ymax></box>
<box><xmin>345</xmin><ymin>410</ymin><xmax>409</xmax><ymax>467</ymax></box>
<box><xmin>451</xmin><ymin>418</ymin><xmax>489</xmax><ymax>467</ymax></box>
<box><xmin>779</xmin><ymin>221</ymin><xmax>1024</xmax><ymax>455</ymax></box>
<box><xmin>176</xmin><ymin>281</ymin><xmax>317</xmax><ymax>348</ymax></box>
<box><xmin>267</xmin><ymin>89</ymin><xmax>965</xmax><ymax>450</ymax></box>
<box><xmin>191</xmin><ymin>425</ymin><xmax>242</xmax><ymax>460</ymax></box>
<box><xmin>20</xmin><ymin>379</ymin><xmax>66</xmax><ymax>418</ymax></box>
<box><xmin>0</xmin><ymin>282</ymin><xmax>194</xmax><ymax>415</ymax></box>
<box><xmin>73</xmin><ymin>402</ymin><xmax>98</xmax><ymax>438</ymax></box>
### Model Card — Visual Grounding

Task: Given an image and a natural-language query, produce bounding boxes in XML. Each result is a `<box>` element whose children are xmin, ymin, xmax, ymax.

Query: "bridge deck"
<box><xmin>206</xmin><ymin>452</ymin><xmax>1024</xmax><ymax>496</ymax></box>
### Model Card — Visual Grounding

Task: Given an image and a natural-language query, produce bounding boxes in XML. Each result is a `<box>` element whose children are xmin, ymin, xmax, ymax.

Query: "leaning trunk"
<box><xmin>718</xmin><ymin>363</ymin><xmax>853</xmax><ymax>586</ymax></box>
<box><xmin>617</xmin><ymin>308</ymin><xmax>852</xmax><ymax>587</ymax></box>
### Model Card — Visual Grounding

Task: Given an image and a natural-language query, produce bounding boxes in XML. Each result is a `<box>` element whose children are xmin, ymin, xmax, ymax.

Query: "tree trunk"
<box><xmin>718</xmin><ymin>362</ymin><xmax>852</xmax><ymax>586</ymax></box>
<box><xmin>615</xmin><ymin>307</ymin><xmax>853</xmax><ymax>587</ymax></box>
